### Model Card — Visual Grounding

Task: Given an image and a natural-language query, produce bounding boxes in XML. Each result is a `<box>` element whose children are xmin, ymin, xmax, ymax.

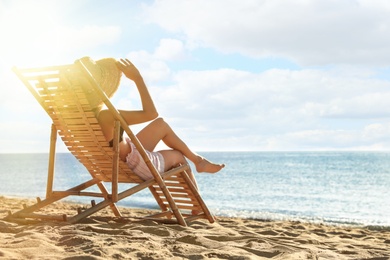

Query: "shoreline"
<box><xmin>3</xmin><ymin>193</ymin><xmax>389</xmax><ymax>230</ymax></box>
<box><xmin>3</xmin><ymin>193</ymin><xmax>390</xmax><ymax>230</ymax></box>
<box><xmin>1</xmin><ymin>196</ymin><xmax>389</xmax><ymax>259</ymax></box>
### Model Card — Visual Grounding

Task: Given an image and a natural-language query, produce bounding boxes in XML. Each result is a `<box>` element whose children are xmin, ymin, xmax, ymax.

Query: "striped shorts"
<box><xmin>124</xmin><ymin>138</ymin><xmax>165</xmax><ymax>180</ymax></box>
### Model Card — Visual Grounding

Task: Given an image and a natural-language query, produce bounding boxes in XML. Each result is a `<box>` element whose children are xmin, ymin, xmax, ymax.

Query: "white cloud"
<box><xmin>56</xmin><ymin>25</ymin><xmax>122</xmax><ymax>53</ymax></box>
<box><xmin>126</xmin><ymin>50</ymin><xmax>170</xmax><ymax>83</ymax></box>
<box><xmin>156</xmin><ymin>67</ymin><xmax>390</xmax><ymax>119</ymax></box>
<box><xmin>146</xmin><ymin>65</ymin><xmax>390</xmax><ymax>150</ymax></box>
<box><xmin>125</xmin><ymin>38</ymin><xmax>190</xmax><ymax>83</ymax></box>
<box><xmin>154</xmin><ymin>38</ymin><xmax>186</xmax><ymax>61</ymax></box>
<box><xmin>263</xmin><ymin>121</ymin><xmax>390</xmax><ymax>151</ymax></box>
<box><xmin>143</xmin><ymin>0</ymin><xmax>390</xmax><ymax>66</ymax></box>
<box><xmin>119</xmin><ymin>39</ymin><xmax>390</xmax><ymax>150</ymax></box>
<box><xmin>362</xmin><ymin>123</ymin><xmax>390</xmax><ymax>142</ymax></box>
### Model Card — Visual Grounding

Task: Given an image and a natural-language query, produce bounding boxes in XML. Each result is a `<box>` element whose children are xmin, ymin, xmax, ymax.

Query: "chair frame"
<box><xmin>7</xmin><ymin>59</ymin><xmax>215</xmax><ymax>226</ymax></box>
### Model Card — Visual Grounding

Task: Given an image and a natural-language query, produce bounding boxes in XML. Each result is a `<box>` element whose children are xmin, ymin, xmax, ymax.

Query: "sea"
<box><xmin>1</xmin><ymin>152</ymin><xmax>389</xmax><ymax>227</ymax></box>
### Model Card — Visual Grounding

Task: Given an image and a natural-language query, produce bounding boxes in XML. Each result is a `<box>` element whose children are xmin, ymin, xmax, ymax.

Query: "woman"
<box><xmin>97</xmin><ymin>58</ymin><xmax>225</xmax><ymax>184</ymax></box>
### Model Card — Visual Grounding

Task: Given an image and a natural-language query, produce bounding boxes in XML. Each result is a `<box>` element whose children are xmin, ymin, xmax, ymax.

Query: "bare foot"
<box><xmin>195</xmin><ymin>157</ymin><xmax>225</xmax><ymax>173</ymax></box>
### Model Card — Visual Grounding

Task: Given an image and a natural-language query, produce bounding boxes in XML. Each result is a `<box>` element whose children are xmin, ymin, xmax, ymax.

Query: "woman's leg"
<box><xmin>98</xmin><ymin>111</ymin><xmax>224</xmax><ymax>173</ymax></box>
<box><xmin>158</xmin><ymin>149</ymin><xmax>198</xmax><ymax>188</ymax></box>
<box><xmin>136</xmin><ymin>118</ymin><xmax>224</xmax><ymax>173</ymax></box>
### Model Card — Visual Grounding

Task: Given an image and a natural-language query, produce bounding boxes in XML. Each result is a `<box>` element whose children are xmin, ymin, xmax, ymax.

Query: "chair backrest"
<box><xmin>14</xmin><ymin>64</ymin><xmax>143</xmax><ymax>183</ymax></box>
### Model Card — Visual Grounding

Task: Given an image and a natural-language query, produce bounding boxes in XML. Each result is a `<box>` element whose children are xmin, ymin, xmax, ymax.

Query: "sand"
<box><xmin>0</xmin><ymin>196</ymin><xmax>389</xmax><ymax>259</ymax></box>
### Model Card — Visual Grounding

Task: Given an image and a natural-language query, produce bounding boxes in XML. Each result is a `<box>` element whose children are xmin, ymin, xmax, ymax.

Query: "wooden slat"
<box><xmin>67</xmin><ymin>150</ymin><xmax>109</xmax><ymax>156</ymax></box>
<box><xmin>57</xmin><ymin>129</ymin><xmax>104</xmax><ymax>135</ymax></box>
<box><xmin>160</xmin><ymin>198</ymin><xmax>195</xmax><ymax>205</ymax></box>
<box><xmin>61</xmin><ymin>136</ymin><xmax>106</xmax><ymax>142</ymax></box>
<box><xmin>153</xmin><ymin>182</ymin><xmax>187</xmax><ymax>188</ymax></box>
<box><xmin>58</xmin><ymin>125</ymin><xmax>101</xmax><ymax>131</ymax></box>
<box><xmin>158</xmin><ymin>188</ymin><xmax>187</xmax><ymax>194</ymax></box>
<box><xmin>58</xmin><ymin>118</ymin><xmax>99</xmax><ymax>125</ymax></box>
<box><xmin>154</xmin><ymin>190</ymin><xmax>197</xmax><ymax>203</ymax></box>
<box><xmin>17</xmin><ymin>64</ymin><xmax>70</xmax><ymax>74</ymax></box>
<box><xmin>58</xmin><ymin>111</ymin><xmax>96</xmax><ymax>119</ymax></box>
<box><xmin>163</xmin><ymin>203</ymin><xmax>196</xmax><ymax>211</ymax></box>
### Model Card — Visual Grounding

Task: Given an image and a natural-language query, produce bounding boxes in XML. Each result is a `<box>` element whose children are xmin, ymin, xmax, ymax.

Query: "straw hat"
<box><xmin>76</xmin><ymin>56</ymin><xmax>122</xmax><ymax>113</ymax></box>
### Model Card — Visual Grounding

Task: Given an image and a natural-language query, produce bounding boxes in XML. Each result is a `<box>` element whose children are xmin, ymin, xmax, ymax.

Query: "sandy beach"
<box><xmin>0</xmin><ymin>196</ymin><xmax>389</xmax><ymax>259</ymax></box>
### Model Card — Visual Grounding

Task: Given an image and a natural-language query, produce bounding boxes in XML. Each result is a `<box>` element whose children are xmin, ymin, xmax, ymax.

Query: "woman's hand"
<box><xmin>116</xmin><ymin>58</ymin><xmax>143</xmax><ymax>82</ymax></box>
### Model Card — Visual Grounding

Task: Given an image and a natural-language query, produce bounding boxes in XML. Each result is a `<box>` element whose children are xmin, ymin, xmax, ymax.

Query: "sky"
<box><xmin>1</xmin><ymin>0</ymin><xmax>390</xmax><ymax>152</ymax></box>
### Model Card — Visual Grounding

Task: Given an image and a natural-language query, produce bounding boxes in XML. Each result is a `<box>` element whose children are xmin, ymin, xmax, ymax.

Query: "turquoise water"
<box><xmin>0</xmin><ymin>152</ymin><xmax>389</xmax><ymax>227</ymax></box>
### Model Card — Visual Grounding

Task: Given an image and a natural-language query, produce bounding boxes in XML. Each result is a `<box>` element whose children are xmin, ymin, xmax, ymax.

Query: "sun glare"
<box><xmin>0</xmin><ymin>2</ymin><xmax>64</xmax><ymax>67</ymax></box>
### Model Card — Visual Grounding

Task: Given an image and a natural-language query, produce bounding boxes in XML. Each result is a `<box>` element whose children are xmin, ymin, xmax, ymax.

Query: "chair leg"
<box><xmin>111</xmin><ymin>120</ymin><xmax>120</xmax><ymax>203</ymax></box>
<box><xmin>180</xmin><ymin>170</ymin><xmax>216</xmax><ymax>223</ymax></box>
<box><xmin>7</xmin><ymin>178</ymin><xmax>101</xmax><ymax>222</ymax></box>
<box><xmin>96</xmin><ymin>182</ymin><xmax>121</xmax><ymax>217</ymax></box>
<box><xmin>46</xmin><ymin>124</ymin><xmax>57</xmax><ymax>198</ymax></box>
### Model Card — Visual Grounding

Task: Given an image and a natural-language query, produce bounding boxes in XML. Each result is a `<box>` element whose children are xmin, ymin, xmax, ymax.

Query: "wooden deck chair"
<box><xmin>7</xmin><ymin>58</ymin><xmax>215</xmax><ymax>226</ymax></box>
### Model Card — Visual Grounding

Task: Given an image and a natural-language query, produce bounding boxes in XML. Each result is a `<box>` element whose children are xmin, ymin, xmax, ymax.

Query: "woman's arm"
<box><xmin>116</xmin><ymin>58</ymin><xmax>158</xmax><ymax>125</ymax></box>
<box><xmin>98</xmin><ymin>58</ymin><xmax>159</xmax><ymax>142</ymax></box>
